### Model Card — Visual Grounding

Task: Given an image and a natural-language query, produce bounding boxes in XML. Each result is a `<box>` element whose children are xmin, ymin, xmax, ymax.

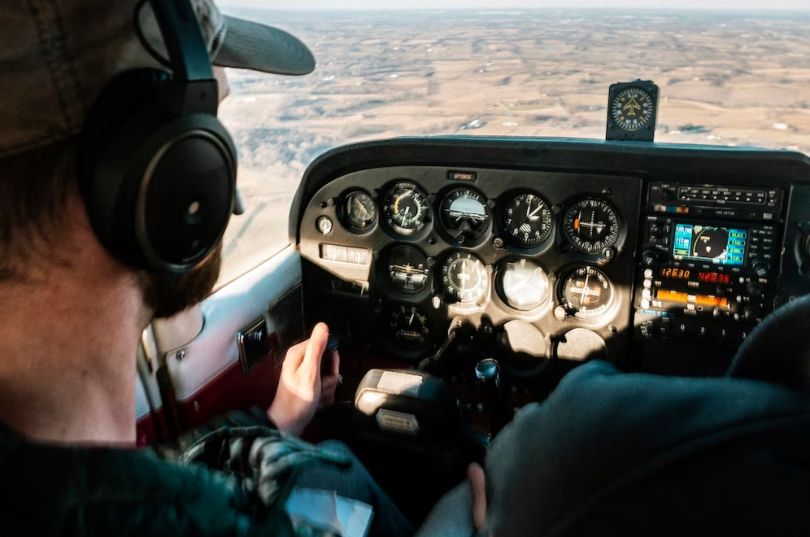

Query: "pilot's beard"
<box><xmin>138</xmin><ymin>244</ymin><xmax>222</xmax><ymax>319</ymax></box>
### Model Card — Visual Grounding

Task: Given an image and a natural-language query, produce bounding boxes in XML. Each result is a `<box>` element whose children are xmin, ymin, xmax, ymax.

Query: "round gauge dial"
<box><xmin>502</xmin><ymin>192</ymin><xmax>553</xmax><ymax>247</ymax></box>
<box><xmin>498</xmin><ymin>258</ymin><xmax>550</xmax><ymax>311</ymax></box>
<box><xmin>387</xmin><ymin>305</ymin><xmax>431</xmax><ymax>348</ymax></box>
<box><xmin>385</xmin><ymin>245</ymin><xmax>430</xmax><ymax>294</ymax></box>
<box><xmin>559</xmin><ymin>266</ymin><xmax>615</xmax><ymax>320</ymax></box>
<box><xmin>440</xmin><ymin>188</ymin><xmax>491</xmax><ymax>244</ymax></box>
<box><xmin>563</xmin><ymin>199</ymin><xmax>621</xmax><ymax>254</ymax></box>
<box><xmin>340</xmin><ymin>191</ymin><xmax>377</xmax><ymax>232</ymax></box>
<box><xmin>610</xmin><ymin>86</ymin><xmax>655</xmax><ymax>132</ymax></box>
<box><xmin>384</xmin><ymin>182</ymin><xmax>430</xmax><ymax>236</ymax></box>
<box><xmin>441</xmin><ymin>251</ymin><xmax>489</xmax><ymax>304</ymax></box>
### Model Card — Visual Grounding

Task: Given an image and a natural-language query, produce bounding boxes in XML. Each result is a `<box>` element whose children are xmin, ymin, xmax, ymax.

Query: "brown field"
<box><xmin>215</xmin><ymin>9</ymin><xmax>810</xmax><ymax>284</ymax></box>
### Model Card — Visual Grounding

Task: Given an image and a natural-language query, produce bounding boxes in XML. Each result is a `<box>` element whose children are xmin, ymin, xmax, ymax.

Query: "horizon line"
<box><xmin>221</xmin><ymin>6</ymin><xmax>810</xmax><ymax>12</ymax></box>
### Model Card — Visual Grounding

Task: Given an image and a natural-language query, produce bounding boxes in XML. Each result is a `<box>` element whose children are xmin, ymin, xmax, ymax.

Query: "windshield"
<box><xmin>215</xmin><ymin>2</ymin><xmax>810</xmax><ymax>286</ymax></box>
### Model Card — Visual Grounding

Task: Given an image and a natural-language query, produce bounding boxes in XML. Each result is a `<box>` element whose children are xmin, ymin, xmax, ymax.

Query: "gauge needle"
<box><xmin>402</xmin><ymin>206</ymin><xmax>411</xmax><ymax>219</ymax></box>
<box><xmin>409</xmin><ymin>308</ymin><xmax>416</xmax><ymax>326</ymax></box>
<box><xmin>527</xmin><ymin>204</ymin><xmax>542</xmax><ymax>221</ymax></box>
<box><xmin>354</xmin><ymin>198</ymin><xmax>370</xmax><ymax>218</ymax></box>
<box><xmin>583</xmin><ymin>271</ymin><xmax>591</xmax><ymax>304</ymax></box>
<box><xmin>511</xmin><ymin>275</ymin><xmax>528</xmax><ymax>293</ymax></box>
<box><xmin>459</xmin><ymin>259</ymin><xmax>470</xmax><ymax>287</ymax></box>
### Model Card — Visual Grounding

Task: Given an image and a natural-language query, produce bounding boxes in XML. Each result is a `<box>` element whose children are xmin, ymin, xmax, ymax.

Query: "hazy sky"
<box><xmin>218</xmin><ymin>0</ymin><xmax>810</xmax><ymax>10</ymax></box>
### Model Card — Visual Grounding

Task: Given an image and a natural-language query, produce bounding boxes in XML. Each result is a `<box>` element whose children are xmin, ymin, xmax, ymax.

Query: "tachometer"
<box><xmin>501</xmin><ymin>192</ymin><xmax>553</xmax><ymax>247</ymax></box>
<box><xmin>385</xmin><ymin>245</ymin><xmax>430</xmax><ymax>294</ymax></box>
<box><xmin>498</xmin><ymin>258</ymin><xmax>550</xmax><ymax>311</ymax></box>
<box><xmin>563</xmin><ymin>198</ymin><xmax>620</xmax><ymax>254</ymax></box>
<box><xmin>340</xmin><ymin>190</ymin><xmax>377</xmax><ymax>233</ymax></box>
<box><xmin>559</xmin><ymin>266</ymin><xmax>614</xmax><ymax>320</ymax></box>
<box><xmin>441</xmin><ymin>251</ymin><xmax>488</xmax><ymax>304</ymax></box>
<box><xmin>384</xmin><ymin>182</ymin><xmax>430</xmax><ymax>236</ymax></box>
<box><xmin>440</xmin><ymin>188</ymin><xmax>491</xmax><ymax>244</ymax></box>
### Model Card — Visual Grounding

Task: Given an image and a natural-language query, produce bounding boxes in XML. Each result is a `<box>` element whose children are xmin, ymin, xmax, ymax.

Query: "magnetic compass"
<box><xmin>606</xmin><ymin>80</ymin><xmax>659</xmax><ymax>142</ymax></box>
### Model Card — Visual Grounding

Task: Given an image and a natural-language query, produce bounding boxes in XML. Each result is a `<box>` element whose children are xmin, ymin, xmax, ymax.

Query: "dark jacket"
<box><xmin>486</xmin><ymin>360</ymin><xmax>810</xmax><ymax>536</ymax></box>
<box><xmin>0</xmin><ymin>423</ymin><xmax>349</xmax><ymax>536</ymax></box>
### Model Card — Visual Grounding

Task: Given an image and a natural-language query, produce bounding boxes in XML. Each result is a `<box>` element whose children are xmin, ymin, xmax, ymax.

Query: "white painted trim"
<box><xmin>165</xmin><ymin>247</ymin><xmax>302</xmax><ymax>401</ymax></box>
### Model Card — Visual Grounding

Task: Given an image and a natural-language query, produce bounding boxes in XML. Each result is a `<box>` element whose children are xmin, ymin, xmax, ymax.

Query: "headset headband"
<box><xmin>149</xmin><ymin>0</ymin><xmax>218</xmax><ymax>114</ymax></box>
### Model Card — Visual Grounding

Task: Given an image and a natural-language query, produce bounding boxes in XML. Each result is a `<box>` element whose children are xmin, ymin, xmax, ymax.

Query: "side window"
<box><xmin>215</xmin><ymin>66</ymin><xmax>317</xmax><ymax>287</ymax></box>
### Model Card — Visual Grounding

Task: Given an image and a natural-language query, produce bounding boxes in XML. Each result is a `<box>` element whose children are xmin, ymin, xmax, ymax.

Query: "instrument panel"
<box><xmin>292</xmin><ymin>137</ymin><xmax>810</xmax><ymax>379</ymax></box>
<box><xmin>299</xmin><ymin>166</ymin><xmax>642</xmax><ymax>363</ymax></box>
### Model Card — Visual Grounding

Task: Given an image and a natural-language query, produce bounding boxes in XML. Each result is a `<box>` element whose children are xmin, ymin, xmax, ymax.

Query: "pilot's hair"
<box><xmin>0</xmin><ymin>138</ymin><xmax>76</xmax><ymax>281</ymax></box>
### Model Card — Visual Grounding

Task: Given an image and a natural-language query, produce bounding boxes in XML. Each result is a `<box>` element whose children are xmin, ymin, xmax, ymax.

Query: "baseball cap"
<box><xmin>0</xmin><ymin>0</ymin><xmax>315</xmax><ymax>159</ymax></box>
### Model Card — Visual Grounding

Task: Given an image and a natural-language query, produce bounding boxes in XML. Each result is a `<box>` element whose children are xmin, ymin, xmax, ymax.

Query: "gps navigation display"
<box><xmin>672</xmin><ymin>223</ymin><xmax>747</xmax><ymax>266</ymax></box>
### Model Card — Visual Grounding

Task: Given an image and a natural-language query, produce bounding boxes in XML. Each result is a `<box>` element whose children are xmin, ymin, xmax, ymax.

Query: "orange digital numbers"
<box><xmin>661</xmin><ymin>267</ymin><xmax>690</xmax><ymax>280</ymax></box>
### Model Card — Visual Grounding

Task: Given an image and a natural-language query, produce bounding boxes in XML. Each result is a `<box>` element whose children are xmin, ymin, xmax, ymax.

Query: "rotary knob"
<box><xmin>751</xmin><ymin>259</ymin><xmax>769</xmax><ymax>279</ymax></box>
<box><xmin>641</xmin><ymin>249</ymin><xmax>661</xmax><ymax>267</ymax></box>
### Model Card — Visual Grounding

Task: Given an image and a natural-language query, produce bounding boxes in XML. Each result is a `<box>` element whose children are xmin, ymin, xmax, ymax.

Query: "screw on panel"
<box><xmin>176</xmin><ymin>349</ymin><xmax>186</xmax><ymax>361</ymax></box>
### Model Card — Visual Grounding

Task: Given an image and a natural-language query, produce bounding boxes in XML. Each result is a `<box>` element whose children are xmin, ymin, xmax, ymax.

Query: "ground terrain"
<box><xmin>216</xmin><ymin>9</ymin><xmax>810</xmax><ymax>284</ymax></box>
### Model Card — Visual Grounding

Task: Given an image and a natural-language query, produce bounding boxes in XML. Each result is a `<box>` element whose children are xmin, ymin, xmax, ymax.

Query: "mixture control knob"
<box><xmin>475</xmin><ymin>358</ymin><xmax>501</xmax><ymax>389</ymax></box>
<box><xmin>751</xmin><ymin>259</ymin><xmax>770</xmax><ymax>279</ymax></box>
<box><xmin>641</xmin><ymin>249</ymin><xmax>660</xmax><ymax>267</ymax></box>
<box><xmin>475</xmin><ymin>358</ymin><xmax>509</xmax><ymax>436</ymax></box>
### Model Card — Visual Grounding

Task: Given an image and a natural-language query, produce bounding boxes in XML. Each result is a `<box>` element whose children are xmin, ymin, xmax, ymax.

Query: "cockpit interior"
<box><xmin>136</xmin><ymin>131</ymin><xmax>810</xmax><ymax>518</ymax></box>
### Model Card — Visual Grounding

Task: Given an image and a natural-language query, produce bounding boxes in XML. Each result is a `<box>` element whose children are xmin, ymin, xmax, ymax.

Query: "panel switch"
<box><xmin>237</xmin><ymin>317</ymin><xmax>274</xmax><ymax>374</ymax></box>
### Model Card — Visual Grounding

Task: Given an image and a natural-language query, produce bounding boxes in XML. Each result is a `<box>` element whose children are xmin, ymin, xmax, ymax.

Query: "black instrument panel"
<box><xmin>293</xmin><ymin>137</ymin><xmax>810</xmax><ymax>375</ymax></box>
<box><xmin>299</xmin><ymin>166</ymin><xmax>642</xmax><ymax>363</ymax></box>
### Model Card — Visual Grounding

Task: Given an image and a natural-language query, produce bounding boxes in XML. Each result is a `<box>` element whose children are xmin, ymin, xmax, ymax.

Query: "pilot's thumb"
<box><xmin>303</xmin><ymin>322</ymin><xmax>329</xmax><ymax>380</ymax></box>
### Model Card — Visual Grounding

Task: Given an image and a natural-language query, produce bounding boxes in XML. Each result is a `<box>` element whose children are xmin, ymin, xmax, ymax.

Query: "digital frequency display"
<box><xmin>659</xmin><ymin>267</ymin><xmax>732</xmax><ymax>285</ymax></box>
<box><xmin>672</xmin><ymin>223</ymin><xmax>747</xmax><ymax>266</ymax></box>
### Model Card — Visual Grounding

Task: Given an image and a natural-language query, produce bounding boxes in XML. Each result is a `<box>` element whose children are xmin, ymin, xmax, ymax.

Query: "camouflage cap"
<box><xmin>0</xmin><ymin>0</ymin><xmax>315</xmax><ymax>158</ymax></box>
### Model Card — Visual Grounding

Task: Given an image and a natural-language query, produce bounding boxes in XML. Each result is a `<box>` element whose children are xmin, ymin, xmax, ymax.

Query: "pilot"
<box><xmin>0</xmin><ymin>1</ymin><xmax>412</xmax><ymax>535</ymax></box>
<box><xmin>420</xmin><ymin>318</ymin><xmax>810</xmax><ymax>536</ymax></box>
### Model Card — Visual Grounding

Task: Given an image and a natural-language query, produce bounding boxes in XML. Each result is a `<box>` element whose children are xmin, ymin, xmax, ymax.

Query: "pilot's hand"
<box><xmin>268</xmin><ymin>323</ymin><xmax>339</xmax><ymax>436</ymax></box>
<box><xmin>320</xmin><ymin>346</ymin><xmax>341</xmax><ymax>409</ymax></box>
<box><xmin>468</xmin><ymin>463</ymin><xmax>487</xmax><ymax>533</ymax></box>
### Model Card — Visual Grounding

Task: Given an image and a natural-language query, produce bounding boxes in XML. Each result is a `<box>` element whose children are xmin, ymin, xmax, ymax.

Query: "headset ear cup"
<box><xmin>78</xmin><ymin>68</ymin><xmax>171</xmax><ymax>268</ymax></box>
<box><xmin>78</xmin><ymin>69</ymin><xmax>236</xmax><ymax>274</ymax></box>
<box><xmin>138</xmin><ymin>115</ymin><xmax>236</xmax><ymax>271</ymax></box>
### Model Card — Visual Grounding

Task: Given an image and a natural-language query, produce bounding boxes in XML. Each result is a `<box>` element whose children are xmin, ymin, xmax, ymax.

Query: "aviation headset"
<box><xmin>78</xmin><ymin>0</ymin><xmax>237</xmax><ymax>275</ymax></box>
